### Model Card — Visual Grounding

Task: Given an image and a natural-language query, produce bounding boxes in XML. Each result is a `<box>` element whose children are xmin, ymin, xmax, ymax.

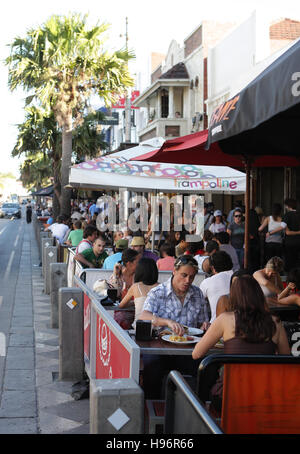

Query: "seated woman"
<box><xmin>118</xmin><ymin>258</ymin><xmax>159</xmax><ymax>328</ymax></box>
<box><xmin>277</xmin><ymin>268</ymin><xmax>300</xmax><ymax>307</ymax></box>
<box><xmin>253</xmin><ymin>256</ymin><xmax>284</xmax><ymax>300</ymax></box>
<box><xmin>192</xmin><ymin>275</ymin><xmax>290</xmax><ymax>410</ymax></box>
<box><xmin>109</xmin><ymin>248</ymin><xmax>141</xmax><ymax>329</ymax></box>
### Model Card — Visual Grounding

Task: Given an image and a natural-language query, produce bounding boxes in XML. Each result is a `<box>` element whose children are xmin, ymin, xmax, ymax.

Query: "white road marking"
<box><xmin>0</xmin><ymin>225</ymin><xmax>8</xmax><ymax>236</ymax></box>
<box><xmin>4</xmin><ymin>251</ymin><xmax>15</xmax><ymax>281</ymax></box>
<box><xmin>14</xmin><ymin>234</ymin><xmax>20</xmax><ymax>247</ymax></box>
<box><xmin>0</xmin><ymin>333</ymin><xmax>6</xmax><ymax>356</ymax></box>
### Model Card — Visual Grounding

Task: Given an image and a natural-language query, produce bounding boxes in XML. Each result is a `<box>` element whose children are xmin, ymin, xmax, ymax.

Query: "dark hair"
<box><xmin>272</xmin><ymin>203</ymin><xmax>282</xmax><ymax>220</ymax></box>
<box><xmin>209</xmin><ymin>250</ymin><xmax>233</xmax><ymax>272</ymax></box>
<box><xmin>159</xmin><ymin>242</ymin><xmax>175</xmax><ymax>258</ymax></box>
<box><xmin>203</xmin><ymin>230</ymin><xmax>213</xmax><ymax>242</ymax></box>
<box><xmin>206</xmin><ymin>240</ymin><xmax>219</xmax><ymax>254</ymax></box>
<box><xmin>187</xmin><ymin>240</ymin><xmax>204</xmax><ymax>255</ymax></box>
<box><xmin>57</xmin><ymin>215</ymin><xmax>65</xmax><ymax>223</ymax></box>
<box><xmin>230</xmin><ymin>275</ymin><xmax>276</xmax><ymax>342</ymax></box>
<box><xmin>121</xmin><ymin>248</ymin><xmax>139</xmax><ymax>265</ymax></box>
<box><xmin>214</xmin><ymin>231</ymin><xmax>230</xmax><ymax>244</ymax></box>
<box><xmin>83</xmin><ymin>225</ymin><xmax>98</xmax><ymax>239</ymax></box>
<box><xmin>287</xmin><ymin>268</ymin><xmax>300</xmax><ymax>289</ymax></box>
<box><xmin>74</xmin><ymin>220</ymin><xmax>82</xmax><ymax>229</ymax></box>
<box><xmin>230</xmin><ymin>268</ymin><xmax>251</xmax><ymax>286</ymax></box>
<box><xmin>284</xmin><ymin>198</ymin><xmax>297</xmax><ymax>210</ymax></box>
<box><xmin>134</xmin><ymin>258</ymin><xmax>158</xmax><ymax>285</ymax></box>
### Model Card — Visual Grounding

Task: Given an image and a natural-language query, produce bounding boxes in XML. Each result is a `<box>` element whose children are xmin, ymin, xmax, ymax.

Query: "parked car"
<box><xmin>0</xmin><ymin>203</ymin><xmax>22</xmax><ymax>218</ymax></box>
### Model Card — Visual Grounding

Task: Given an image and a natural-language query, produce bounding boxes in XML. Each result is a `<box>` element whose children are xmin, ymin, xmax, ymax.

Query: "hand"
<box><xmin>167</xmin><ymin>320</ymin><xmax>184</xmax><ymax>336</ymax></box>
<box><xmin>113</xmin><ymin>263</ymin><xmax>122</xmax><ymax>277</ymax></box>
<box><xmin>201</xmin><ymin>321</ymin><xmax>210</xmax><ymax>332</ymax></box>
<box><xmin>287</xmin><ymin>282</ymin><xmax>296</xmax><ymax>291</ymax></box>
<box><xmin>265</xmin><ymin>232</ymin><xmax>270</xmax><ymax>239</ymax></box>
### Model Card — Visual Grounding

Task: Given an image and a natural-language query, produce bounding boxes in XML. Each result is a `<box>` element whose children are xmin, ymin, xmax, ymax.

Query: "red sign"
<box><xmin>95</xmin><ymin>315</ymin><xmax>131</xmax><ymax>379</ymax></box>
<box><xmin>111</xmin><ymin>90</ymin><xmax>140</xmax><ymax>109</ymax></box>
<box><xmin>83</xmin><ymin>294</ymin><xmax>91</xmax><ymax>361</ymax></box>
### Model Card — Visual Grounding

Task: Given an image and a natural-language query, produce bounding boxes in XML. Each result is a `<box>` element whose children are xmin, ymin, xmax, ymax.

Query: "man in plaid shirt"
<box><xmin>140</xmin><ymin>255</ymin><xmax>210</xmax><ymax>333</ymax></box>
<box><xmin>139</xmin><ymin>255</ymin><xmax>210</xmax><ymax>399</ymax></box>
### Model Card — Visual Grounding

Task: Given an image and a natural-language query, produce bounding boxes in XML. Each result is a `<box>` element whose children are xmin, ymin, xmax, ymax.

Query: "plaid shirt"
<box><xmin>143</xmin><ymin>277</ymin><xmax>209</xmax><ymax>327</ymax></box>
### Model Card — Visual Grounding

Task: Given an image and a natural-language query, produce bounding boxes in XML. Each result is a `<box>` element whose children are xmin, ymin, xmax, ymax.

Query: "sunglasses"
<box><xmin>175</xmin><ymin>255</ymin><xmax>199</xmax><ymax>269</ymax></box>
<box><xmin>234</xmin><ymin>215</ymin><xmax>242</xmax><ymax>218</ymax></box>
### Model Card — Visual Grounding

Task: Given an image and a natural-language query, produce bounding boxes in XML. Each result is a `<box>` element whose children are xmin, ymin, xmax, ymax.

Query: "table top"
<box><xmin>129</xmin><ymin>332</ymin><xmax>223</xmax><ymax>356</ymax></box>
<box><xmin>267</xmin><ymin>298</ymin><xmax>300</xmax><ymax>313</ymax></box>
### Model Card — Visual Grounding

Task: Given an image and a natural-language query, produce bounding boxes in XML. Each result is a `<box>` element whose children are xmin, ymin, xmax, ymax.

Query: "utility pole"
<box><xmin>124</xmin><ymin>17</ymin><xmax>131</xmax><ymax>143</ymax></box>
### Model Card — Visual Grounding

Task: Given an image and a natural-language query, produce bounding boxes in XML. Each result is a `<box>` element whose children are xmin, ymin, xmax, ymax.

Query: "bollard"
<box><xmin>41</xmin><ymin>237</ymin><xmax>53</xmax><ymax>278</ymax></box>
<box><xmin>90</xmin><ymin>379</ymin><xmax>144</xmax><ymax>434</ymax></box>
<box><xmin>50</xmin><ymin>263</ymin><xmax>67</xmax><ymax>328</ymax></box>
<box><xmin>58</xmin><ymin>287</ymin><xmax>84</xmax><ymax>381</ymax></box>
<box><xmin>44</xmin><ymin>246</ymin><xmax>58</xmax><ymax>294</ymax></box>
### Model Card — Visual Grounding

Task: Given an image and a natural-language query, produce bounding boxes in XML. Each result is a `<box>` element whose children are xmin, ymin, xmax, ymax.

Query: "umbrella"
<box><xmin>205</xmin><ymin>38</ymin><xmax>300</xmax><ymax>269</ymax></box>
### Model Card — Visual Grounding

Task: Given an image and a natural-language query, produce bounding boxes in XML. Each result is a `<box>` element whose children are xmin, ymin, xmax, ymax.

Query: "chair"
<box><xmin>197</xmin><ymin>354</ymin><xmax>300</xmax><ymax>434</ymax></box>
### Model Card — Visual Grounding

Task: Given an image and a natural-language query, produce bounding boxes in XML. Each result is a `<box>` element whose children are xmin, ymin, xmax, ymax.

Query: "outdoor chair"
<box><xmin>197</xmin><ymin>354</ymin><xmax>300</xmax><ymax>434</ymax></box>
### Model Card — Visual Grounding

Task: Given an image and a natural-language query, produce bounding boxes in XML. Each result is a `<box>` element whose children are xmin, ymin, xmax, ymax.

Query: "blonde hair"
<box><xmin>265</xmin><ymin>256</ymin><xmax>284</xmax><ymax>273</ymax></box>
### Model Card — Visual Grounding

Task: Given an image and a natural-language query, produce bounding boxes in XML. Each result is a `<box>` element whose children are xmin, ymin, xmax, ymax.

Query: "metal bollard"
<box><xmin>41</xmin><ymin>237</ymin><xmax>53</xmax><ymax>278</ymax></box>
<box><xmin>44</xmin><ymin>246</ymin><xmax>58</xmax><ymax>294</ymax></box>
<box><xmin>58</xmin><ymin>287</ymin><xmax>84</xmax><ymax>381</ymax></box>
<box><xmin>50</xmin><ymin>263</ymin><xmax>67</xmax><ymax>328</ymax></box>
<box><xmin>90</xmin><ymin>378</ymin><xmax>144</xmax><ymax>434</ymax></box>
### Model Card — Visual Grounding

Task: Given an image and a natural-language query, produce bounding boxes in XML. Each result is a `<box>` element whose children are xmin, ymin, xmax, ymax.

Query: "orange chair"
<box><xmin>198</xmin><ymin>354</ymin><xmax>300</xmax><ymax>434</ymax></box>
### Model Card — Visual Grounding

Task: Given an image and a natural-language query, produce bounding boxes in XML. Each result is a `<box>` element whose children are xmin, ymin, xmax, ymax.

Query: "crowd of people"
<box><xmin>37</xmin><ymin>197</ymin><xmax>300</xmax><ymax>403</ymax></box>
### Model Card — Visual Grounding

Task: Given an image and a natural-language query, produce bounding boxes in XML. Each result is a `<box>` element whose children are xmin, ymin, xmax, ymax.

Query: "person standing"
<box><xmin>227</xmin><ymin>209</ymin><xmax>245</xmax><ymax>268</ymax></box>
<box><xmin>26</xmin><ymin>203</ymin><xmax>32</xmax><ymax>224</ymax></box>
<box><xmin>258</xmin><ymin>203</ymin><xmax>285</xmax><ymax>263</ymax></box>
<box><xmin>209</xmin><ymin>210</ymin><xmax>227</xmax><ymax>235</ymax></box>
<box><xmin>282</xmin><ymin>199</ymin><xmax>300</xmax><ymax>272</ymax></box>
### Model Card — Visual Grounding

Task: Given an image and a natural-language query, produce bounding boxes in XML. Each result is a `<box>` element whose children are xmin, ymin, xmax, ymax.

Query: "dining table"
<box><xmin>267</xmin><ymin>298</ymin><xmax>300</xmax><ymax>321</ymax></box>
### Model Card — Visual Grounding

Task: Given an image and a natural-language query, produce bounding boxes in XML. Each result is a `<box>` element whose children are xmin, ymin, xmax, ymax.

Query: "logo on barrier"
<box><xmin>84</xmin><ymin>304</ymin><xmax>90</xmax><ymax>331</ymax></box>
<box><xmin>99</xmin><ymin>320</ymin><xmax>111</xmax><ymax>367</ymax></box>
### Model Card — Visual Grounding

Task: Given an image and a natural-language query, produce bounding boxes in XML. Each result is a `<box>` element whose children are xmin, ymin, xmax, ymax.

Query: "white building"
<box><xmin>133</xmin><ymin>20</ymin><xmax>236</xmax><ymax>142</ymax></box>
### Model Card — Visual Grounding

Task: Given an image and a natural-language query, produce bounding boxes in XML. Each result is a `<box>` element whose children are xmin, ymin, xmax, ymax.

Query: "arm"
<box><xmin>139</xmin><ymin>310</ymin><xmax>185</xmax><ymax>336</ymax></box>
<box><xmin>286</xmin><ymin>226</ymin><xmax>300</xmax><ymax>236</ymax></box>
<box><xmin>192</xmin><ymin>315</ymin><xmax>224</xmax><ymax>359</ymax></box>
<box><xmin>253</xmin><ymin>270</ymin><xmax>282</xmax><ymax>295</ymax></box>
<box><xmin>258</xmin><ymin>217</ymin><xmax>269</xmax><ymax>232</ymax></box>
<box><xmin>74</xmin><ymin>253</ymin><xmax>93</xmax><ymax>268</ymax></box>
<box><xmin>119</xmin><ymin>285</ymin><xmax>135</xmax><ymax>308</ymax></box>
<box><xmin>275</xmin><ymin>320</ymin><xmax>291</xmax><ymax>355</ymax></box>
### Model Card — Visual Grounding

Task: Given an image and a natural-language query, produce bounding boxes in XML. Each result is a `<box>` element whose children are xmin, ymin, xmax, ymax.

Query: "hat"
<box><xmin>214</xmin><ymin>210</ymin><xmax>222</xmax><ymax>217</ymax></box>
<box><xmin>130</xmin><ymin>236</ymin><xmax>145</xmax><ymax>247</ymax></box>
<box><xmin>115</xmin><ymin>239</ymin><xmax>129</xmax><ymax>250</ymax></box>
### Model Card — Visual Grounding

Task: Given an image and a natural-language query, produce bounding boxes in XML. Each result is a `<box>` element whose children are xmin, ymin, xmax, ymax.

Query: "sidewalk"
<box><xmin>0</xmin><ymin>221</ymin><xmax>89</xmax><ymax>434</ymax></box>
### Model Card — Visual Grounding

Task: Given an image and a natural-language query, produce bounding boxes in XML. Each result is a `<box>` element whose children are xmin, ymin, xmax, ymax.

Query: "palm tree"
<box><xmin>6</xmin><ymin>13</ymin><xmax>134</xmax><ymax>216</ymax></box>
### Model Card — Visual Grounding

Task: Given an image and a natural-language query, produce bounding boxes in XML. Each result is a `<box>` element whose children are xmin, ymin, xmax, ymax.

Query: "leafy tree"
<box><xmin>6</xmin><ymin>13</ymin><xmax>134</xmax><ymax>215</ymax></box>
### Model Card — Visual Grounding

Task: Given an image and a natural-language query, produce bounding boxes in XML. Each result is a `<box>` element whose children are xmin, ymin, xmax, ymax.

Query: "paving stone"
<box><xmin>6</xmin><ymin>347</ymin><xmax>34</xmax><ymax>369</ymax></box>
<box><xmin>9</xmin><ymin>332</ymin><xmax>34</xmax><ymax>347</ymax></box>
<box><xmin>4</xmin><ymin>369</ymin><xmax>35</xmax><ymax>390</ymax></box>
<box><xmin>0</xmin><ymin>418</ymin><xmax>37</xmax><ymax>434</ymax></box>
<box><xmin>0</xmin><ymin>390</ymin><xmax>37</xmax><ymax>417</ymax></box>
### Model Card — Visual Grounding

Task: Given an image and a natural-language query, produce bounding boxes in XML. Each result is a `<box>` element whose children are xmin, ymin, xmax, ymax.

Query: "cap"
<box><xmin>115</xmin><ymin>239</ymin><xmax>128</xmax><ymax>250</ymax></box>
<box><xmin>130</xmin><ymin>236</ymin><xmax>145</xmax><ymax>247</ymax></box>
<box><xmin>214</xmin><ymin>210</ymin><xmax>222</xmax><ymax>217</ymax></box>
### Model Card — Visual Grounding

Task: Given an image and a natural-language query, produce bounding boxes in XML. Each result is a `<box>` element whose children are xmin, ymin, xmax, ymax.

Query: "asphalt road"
<box><xmin>0</xmin><ymin>209</ymin><xmax>27</xmax><ymax>391</ymax></box>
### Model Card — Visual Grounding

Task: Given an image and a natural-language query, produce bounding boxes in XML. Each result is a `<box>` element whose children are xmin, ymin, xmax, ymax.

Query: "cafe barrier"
<box><xmin>164</xmin><ymin>370</ymin><xmax>223</xmax><ymax>434</ymax></box>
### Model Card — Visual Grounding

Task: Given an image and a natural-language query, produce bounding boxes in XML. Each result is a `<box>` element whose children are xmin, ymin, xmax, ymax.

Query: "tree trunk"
<box><xmin>52</xmin><ymin>153</ymin><xmax>61</xmax><ymax>221</ymax></box>
<box><xmin>60</xmin><ymin>112</ymin><xmax>73</xmax><ymax>217</ymax></box>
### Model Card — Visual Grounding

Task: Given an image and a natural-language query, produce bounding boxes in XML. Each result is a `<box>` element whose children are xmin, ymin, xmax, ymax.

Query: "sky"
<box><xmin>1</xmin><ymin>0</ymin><xmax>300</xmax><ymax>177</ymax></box>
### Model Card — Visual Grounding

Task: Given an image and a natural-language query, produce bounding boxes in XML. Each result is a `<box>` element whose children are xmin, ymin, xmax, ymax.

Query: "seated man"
<box><xmin>46</xmin><ymin>215</ymin><xmax>69</xmax><ymax>244</ymax></box>
<box><xmin>200</xmin><ymin>250</ymin><xmax>233</xmax><ymax>323</ymax></box>
<box><xmin>139</xmin><ymin>255</ymin><xmax>210</xmax><ymax>398</ymax></box>
<box><xmin>74</xmin><ymin>236</ymin><xmax>108</xmax><ymax>269</ymax></box>
<box><xmin>194</xmin><ymin>240</ymin><xmax>219</xmax><ymax>274</ymax></box>
<box><xmin>75</xmin><ymin>225</ymin><xmax>98</xmax><ymax>254</ymax></box>
<box><xmin>102</xmin><ymin>239</ymin><xmax>129</xmax><ymax>270</ymax></box>
<box><xmin>130</xmin><ymin>236</ymin><xmax>159</xmax><ymax>262</ymax></box>
<box><xmin>213</xmin><ymin>231</ymin><xmax>240</xmax><ymax>272</ymax></box>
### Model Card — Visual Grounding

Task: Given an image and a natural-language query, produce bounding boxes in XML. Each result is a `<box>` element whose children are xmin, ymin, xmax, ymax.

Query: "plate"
<box><xmin>161</xmin><ymin>335</ymin><xmax>200</xmax><ymax>344</ymax></box>
<box><xmin>186</xmin><ymin>327</ymin><xmax>203</xmax><ymax>336</ymax></box>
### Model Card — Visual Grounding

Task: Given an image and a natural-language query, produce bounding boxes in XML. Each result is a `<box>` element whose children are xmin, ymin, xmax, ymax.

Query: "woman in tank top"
<box><xmin>118</xmin><ymin>257</ymin><xmax>159</xmax><ymax>328</ymax></box>
<box><xmin>192</xmin><ymin>274</ymin><xmax>290</xmax><ymax>360</ymax></box>
<box><xmin>258</xmin><ymin>203</ymin><xmax>286</xmax><ymax>262</ymax></box>
<box><xmin>253</xmin><ymin>256</ymin><xmax>284</xmax><ymax>300</ymax></box>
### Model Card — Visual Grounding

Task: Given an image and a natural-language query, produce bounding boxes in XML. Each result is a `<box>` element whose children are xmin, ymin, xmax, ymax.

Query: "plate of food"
<box><xmin>162</xmin><ymin>334</ymin><xmax>201</xmax><ymax>344</ymax></box>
